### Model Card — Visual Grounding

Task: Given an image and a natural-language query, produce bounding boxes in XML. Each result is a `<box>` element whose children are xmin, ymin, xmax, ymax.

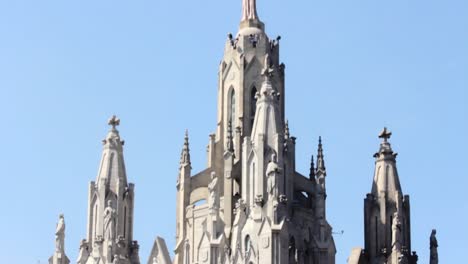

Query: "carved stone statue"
<box><xmin>430</xmin><ymin>229</ymin><xmax>438</xmax><ymax>264</ymax></box>
<box><xmin>103</xmin><ymin>200</ymin><xmax>116</xmax><ymax>241</ymax></box>
<box><xmin>266</xmin><ymin>153</ymin><xmax>279</xmax><ymax>198</ymax></box>
<box><xmin>392</xmin><ymin>212</ymin><xmax>402</xmax><ymax>252</ymax></box>
<box><xmin>242</xmin><ymin>0</ymin><xmax>258</xmax><ymax>21</ymax></box>
<box><xmin>113</xmin><ymin>254</ymin><xmax>121</xmax><ymax>264</ymax></box>
<box><xmin>208</xmin><ymin>171</ymin><xmax>219</xmax><ymax>210</ymax></box>
<box><xmin>55</xmin><ymin>214</ymin><xmax>65</xmax><ymax>253</ymax></box>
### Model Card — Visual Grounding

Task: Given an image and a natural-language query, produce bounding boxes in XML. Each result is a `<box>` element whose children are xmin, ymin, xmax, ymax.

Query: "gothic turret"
<box><xmin>174</xmin><ymin>131</ymin><xmax>192</xmax><ymax>264</ymax></box>
<box><xmin>348</xmin><ymin>128</ymin><xmax>418</xmax><ymax>264</ymax></box>
<box><xmin>78</xmin><ymin>116</ymin><xmax>140</xmax><ymax>264</ymax></box>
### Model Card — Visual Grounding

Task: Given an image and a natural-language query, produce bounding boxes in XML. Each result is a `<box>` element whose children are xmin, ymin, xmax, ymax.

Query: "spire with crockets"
<box><xmin>179</xmin><ymin>130</ymin><xmax>191</xmax><ymax>167</ymax></box>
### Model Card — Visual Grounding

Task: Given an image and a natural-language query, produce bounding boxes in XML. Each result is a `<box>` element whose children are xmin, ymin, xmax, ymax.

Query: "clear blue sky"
<box><xmin>0</xmin><ymin>1</ymin><xmax>466</xmax><ymax>263</ymax></box>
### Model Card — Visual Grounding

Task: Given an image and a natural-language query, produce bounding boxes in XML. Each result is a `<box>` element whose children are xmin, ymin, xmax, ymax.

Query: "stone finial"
<box><xmin>378</xmin><ymin>127</ymin><xmax>392</xmax><ymax>143</ymax></box>
<box><xmin>309</xmin><ymin>155</ymin><xmax>315</xmax><ymax>180</ymax></box>
<box><xmin>108</xmin><ymin>115</ymin><xmax>120</xmax><ymax>130</ymax></box>
<box><xmin>316</xmin><ymin>137</ymin><xmax>326</xmax><ymax>177</ymax></box>
<box><xmin>180</xmin><ymin>130</ymin><xmax>191</xmax><ymax>166</ymax></box>
<box><xmin>430</xmin><ymin>229</ymin><xmax>438</xmax><ymax>264</ymax></box>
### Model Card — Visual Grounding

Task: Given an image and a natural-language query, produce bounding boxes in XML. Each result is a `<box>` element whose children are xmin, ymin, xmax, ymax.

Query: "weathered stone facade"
<box><xmin>347</xmin><ymin>129</ymin><xmax>419</xmax><ymax>264</ymax></box>
<box><xmin>171</xmin><ymin>1</ymin><xmax>336</xmax><ymax>263</ymax></box>
<box><xmin>77</xmin><ymin>116</ymin><xmax>140</xmax><ymax>264</ymax></box>
<box><xmin>47</xmin><ymin>1</ymin><xmax>438</xmax><ymax>264</ymax></box>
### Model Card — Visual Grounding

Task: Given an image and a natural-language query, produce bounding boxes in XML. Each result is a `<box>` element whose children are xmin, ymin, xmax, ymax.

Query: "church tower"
<box><xmin>348</xmin><ymin>128</ymin><xmax>418</xmax><ymax>264</ymax></box>
<box><xmin>170</xmin><ymin>1</ymin><xmax>336</xmax><ymax>263</ymax></box>
<box><xmin>76</xmin><ymin>116</ymin><xmax>140</xmax><ymax>264</ymax></box>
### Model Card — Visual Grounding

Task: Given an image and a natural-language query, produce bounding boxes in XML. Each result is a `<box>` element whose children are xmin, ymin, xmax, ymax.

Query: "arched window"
<box><xmin>250</xmin><ymin>86</ymin><xmax>257</xmax><ymax>127</ymax></box>
<box><xmin>229</xmin><ymin>89</ymin><xmax>236</xmax><ymax>123</ymax></box>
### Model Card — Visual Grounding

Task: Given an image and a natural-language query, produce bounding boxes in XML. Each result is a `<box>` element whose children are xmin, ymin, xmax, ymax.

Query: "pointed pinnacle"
<box><xmin>316</xmin><ymin>136</ymin><xmax>326</xmax><ymax>175</ymax></box>
<box><xmin>309</xmin><ymin>155</ymin><xmax>316</xmax><ymax>180</ymax></box>
<box><xmin>180</xmin><ymin>130</ymin><xmax>191</xmax><ymax>165</ymax></box>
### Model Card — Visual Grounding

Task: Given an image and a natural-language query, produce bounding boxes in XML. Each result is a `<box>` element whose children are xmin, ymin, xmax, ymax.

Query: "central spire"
<box><xmin>241</xmin><ymin>0</ymin><xmax>259</xmax><ymax>21</ymax></box>
<box><xmin>240</xmin><ymin>0</ymin><xmax>264</xmax><ymax>31</ymax></box>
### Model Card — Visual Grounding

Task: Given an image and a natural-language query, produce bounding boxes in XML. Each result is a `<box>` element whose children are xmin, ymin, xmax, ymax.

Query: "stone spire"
<box><xmin>96</xmin><ymin>115</ymin><xmax>128</xmax><ymax>193</ymax></box>
<box><xmin>309</xmin><ymin>154</ymin><xmax>315</xmax><ymax>180</ymax></box>
<box><xmin>49</xmin><ymin>214</ymin><xmax>70</xmax><ymax>264</ymax></box>
<box><xmin>371</xmin><ymin>127</ymin><xmax>402</xmax><ymax>200</ymax></box>
<box><xmin>180</xmin><ymin>130</ymin><xmax>191</xmax><ymax>166</ymax></box>
<box><xmin>316</xmin><ymin>136</ymin><xmax>326</xmax><ymax>178</ymax></box>
<box><xmin>358</xmin><ymin>128</ymin><xmax>418</xmax><ymax>264</ymax></box>
<box><xmin>79</xmin><ymin>116</ymin><xmax>139</xmax><ymax>264</ymax></box>
<box><xmin>240</xmin><ymin>0</ymin><xmax>264</xmax><ymax>31</ymax></box>
<box><xmin>315</xmin><ymin>137</ymin><xmax>327</xmax><ymax>219</ymax></box>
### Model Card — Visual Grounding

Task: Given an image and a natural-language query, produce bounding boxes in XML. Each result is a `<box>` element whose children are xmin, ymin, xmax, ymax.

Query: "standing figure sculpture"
<box><xmin>392</xmin><ymin>212</ymin><xmax>402</xmax><ymax>252</ymax></box>
<box><xmin>103</xmin><ymin>200</ymin><xmax>116</xmax><ymax>241</ymax></box>
<box><xmin>266</xmin><ymin>153</ymin><xmax>279</xmax><ymax>199</ymax></box>
<box><xmin>55</xmin><ymin>214</ymin><xmax>66</xmax><ymax>253</ymax></box>
<box><xmin>242</xmin><ymin>0</ymin><xmax>258</xmax><ymax>21</ymax></box>
<box><xmin>430</xmin><ymin>229</ymin><xmax>438</xmax><ymax>264</ymax></box>
<box><xmin>208</xmin><ymin>172</ymin><xmax>219</xmax><ymax>211</ymax></box>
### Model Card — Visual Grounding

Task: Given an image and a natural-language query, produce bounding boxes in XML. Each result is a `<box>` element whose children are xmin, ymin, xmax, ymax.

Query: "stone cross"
<box><xmin>379</xmin><ymin>127</ymin><xmax>392</xmax><ymax>143</ymax></box>
<box><xmin>108</xmin><ymin>115</ymin><xmax>120</xmax><ymax>129</ymax></box>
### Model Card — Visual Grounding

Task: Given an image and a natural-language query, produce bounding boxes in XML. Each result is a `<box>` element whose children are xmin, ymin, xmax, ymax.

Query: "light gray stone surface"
<box><xmin>75</xmin><ymin>116</ymin><xmax>140</xmax><ymax>264</ymax></box>
<box><xmin>168</xmin><ymin>1</ymin><xmax>336</xmax><ymax>263</ymax></box>
<box><xmin>348</xmin><ymin>129</ymin><xmax>419</xmax><ymax>264</ymax></box>
<box><xmin>49</xmin><ymin>214</ymin><xmax>70</xmax><ymax>264</ymax></box>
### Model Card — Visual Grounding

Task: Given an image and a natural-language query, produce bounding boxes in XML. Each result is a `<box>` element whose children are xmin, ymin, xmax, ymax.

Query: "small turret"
<box><xmin>80</xmin><ymin>116</ymin><xmax>139</xmax><ymax>264</ymax></box>
<box><xmin>361</xmin><ymin>128</ymin><xmax>417</xmax><ymax>264</ymax></box>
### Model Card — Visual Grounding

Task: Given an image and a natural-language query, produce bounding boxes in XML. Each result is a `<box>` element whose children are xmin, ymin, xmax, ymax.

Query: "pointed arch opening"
<box><xmin>245</xmin><ymin>235</ymin><xmax>251</xmax><ymax>253</ymax></box>
<box><xmin>229</xmin><ymin>88</ymin><xmax>236</xmax><ymax>124</ymax></box>
<box><xmin>250</xmin><ymin>86</ymin><xmax>258</xmax><ymax>128</ymax></box>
